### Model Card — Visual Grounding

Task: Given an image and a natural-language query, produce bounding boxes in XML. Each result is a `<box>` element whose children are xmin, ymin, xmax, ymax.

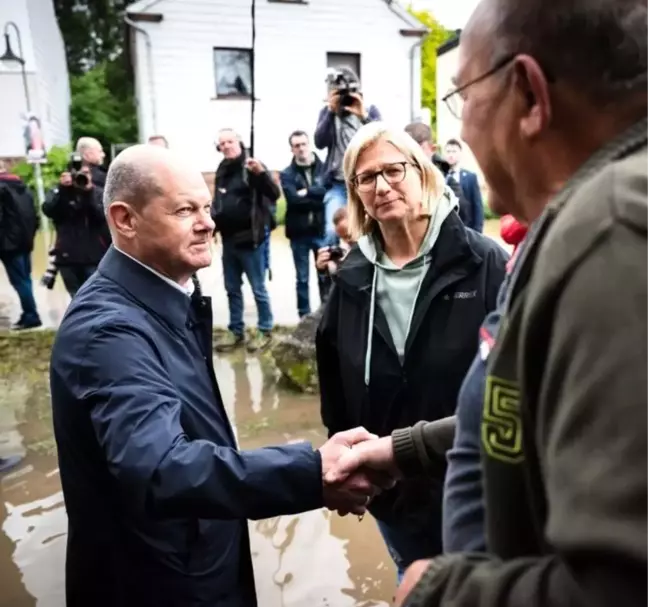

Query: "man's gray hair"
<box><xmin>76</xmin><ymin>137</ymin><xmax>102</xmax><ymax>155</ymax></box>
<box><xmin>404</xmin><ymin>122</ymin><xmax>433</xmax><ymax>146</ymax></box>
<box><xmin>487</xmin><ymin>0</ymin><xmax>647</xmax><ymax>102</ymax></box>
<box><xmin>103</xmin><ymin>158</ymin><xmax>163</xmax><ymax>214</ymax></box>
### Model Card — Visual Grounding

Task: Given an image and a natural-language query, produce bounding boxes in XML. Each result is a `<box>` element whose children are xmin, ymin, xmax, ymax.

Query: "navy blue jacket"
<box><xmin>50</xmin><ymin>247</ymin><xmax>323</xmax><ymax>607</ymax></box>
<box><xmin>443</xmin><ymin>241</ymin><xmax>525</xmax><ymax>553</ymax></box>
<box><xmin>450</xmin><ymin>169</ymin><xmax>484</xmax><ymax>233</ymax></box>
<box><xmin>279</xmin><ymin>154</ymin><xmax>326</xmax><ymax>240</ymax></box>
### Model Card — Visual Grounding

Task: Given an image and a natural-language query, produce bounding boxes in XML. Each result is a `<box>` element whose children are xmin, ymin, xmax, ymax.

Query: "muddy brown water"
<box><xmin>0</xmin><ymin>352</ymin><xmax>396</xmax><ymax>607</ymax></box>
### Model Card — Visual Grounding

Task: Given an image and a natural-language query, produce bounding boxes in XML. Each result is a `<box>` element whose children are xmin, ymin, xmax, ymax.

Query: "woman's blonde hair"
<box><xmin>342</xmin><ymin>122</ymin><xmax>445</xmax><ymax>239</ymax></box>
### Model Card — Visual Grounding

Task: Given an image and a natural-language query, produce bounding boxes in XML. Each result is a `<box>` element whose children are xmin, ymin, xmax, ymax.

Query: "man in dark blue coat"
<box><xmin>49</xmin><ymin>144</ymin><xmax>381</xmax><ymax>607</ymax></box>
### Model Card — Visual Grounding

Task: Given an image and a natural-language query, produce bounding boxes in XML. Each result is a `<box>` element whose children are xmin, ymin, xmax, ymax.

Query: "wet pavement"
<box><xmin>0</xmin><ymin>352</ymin><xmax>396</xmax><ymax>607</ymax></box>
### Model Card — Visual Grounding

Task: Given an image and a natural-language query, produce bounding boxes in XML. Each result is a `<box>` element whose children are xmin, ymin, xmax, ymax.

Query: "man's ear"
<box><xmin>514</xmin><ymin>55</ymin><xmax>552</xmax><ymax>140</ymax></box>
<box><xmin>108</xmin><ymin>202</ymin><xmax>138</xmax><ymax>239</ymax></box>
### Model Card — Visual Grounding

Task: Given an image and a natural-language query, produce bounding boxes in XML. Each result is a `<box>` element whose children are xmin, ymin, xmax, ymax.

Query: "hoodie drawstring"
<box><xmin>364</xmin><ymin>268</ymin><xmax>378</xmax><ymax>387</ymax></box>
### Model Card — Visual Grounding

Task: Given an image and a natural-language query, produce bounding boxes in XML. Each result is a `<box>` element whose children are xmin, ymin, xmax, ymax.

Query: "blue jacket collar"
<box><xmin>97</xmin><ymin>246</ymin><xmax>192</xmax><ymax>331</ymax></box>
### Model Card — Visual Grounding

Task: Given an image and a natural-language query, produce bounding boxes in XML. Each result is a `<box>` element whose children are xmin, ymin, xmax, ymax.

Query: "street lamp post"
<box><xmin>1</xmin><ymin>21</ymin><xmax>50</xmax><ymax>250</ymax></box>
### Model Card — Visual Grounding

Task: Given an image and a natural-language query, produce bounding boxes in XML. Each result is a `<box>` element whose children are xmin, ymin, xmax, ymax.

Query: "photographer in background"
<box><xmin>316</xmin><ymin>207</ymin><xmax>354</xmax><ymax>277</ymax></box>
<box><xmin>42</xmin><ymin>155</ymin><xmax>110</xmax><ymax>297</ymax></box>
<box><xmin>315</xmin><ymin>67</ymin><xmax>381</xmax><ymax>245</ymax></box>
<box><xmin>76</xmin><ymin>137</ymin><xmax>107</xmax><ymax>188</ymax></box>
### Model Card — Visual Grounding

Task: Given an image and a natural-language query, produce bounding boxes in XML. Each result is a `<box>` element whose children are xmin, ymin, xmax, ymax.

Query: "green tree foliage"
<box><xmin>408</xmin><ymin>7</ymin><xmax>455</xmax><ymax>131</ymax></box>
<box><xmin>70</xmin><ymin>62</ymin><xmax>138</xmax><ymax>153</ymax></box>
<box><xmin>53</xmin><ymin>0</ymin><xmax>137</xmax><ymax>152</ymax></box>
<box><xmin>12</xmin><ymin>145</ymin><xmax>72</xmax><ymax>194</ymax></box>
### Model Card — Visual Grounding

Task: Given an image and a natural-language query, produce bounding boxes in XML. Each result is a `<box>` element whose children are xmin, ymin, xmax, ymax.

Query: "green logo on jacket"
<box><xmin>482</xmin><ymin>375</ymin><xmax>525</xmax><ymax>464</ymax></box>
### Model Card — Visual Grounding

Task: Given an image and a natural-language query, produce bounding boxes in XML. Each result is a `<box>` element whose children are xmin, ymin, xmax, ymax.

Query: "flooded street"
<box><xmin>0</xmin><ymin>352</ymin><xmax>396</xmax><ymax>607</ymax></box>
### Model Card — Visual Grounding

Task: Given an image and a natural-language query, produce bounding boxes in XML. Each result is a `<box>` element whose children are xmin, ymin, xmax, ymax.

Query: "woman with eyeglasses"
<box><xmin>315</xmin><ymin>122</ymin><xmax>508</xmax><ymax>583</ymax></box>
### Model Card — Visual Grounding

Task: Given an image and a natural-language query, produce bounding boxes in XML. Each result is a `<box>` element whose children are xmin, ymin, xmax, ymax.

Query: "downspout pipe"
<box><xmin>124</xmin><ymin>15</ymin><xmax>158</xmax><ymax>136</ymax></box>
<box><xmin>383</xmin><ymin>0</ymin><xmax>428</xmax><ymax>122</ymax></box>
<box><xmin>409</xmin><ymin>34</ymin><xmax>427</xmax><ymax>122</ymax></box>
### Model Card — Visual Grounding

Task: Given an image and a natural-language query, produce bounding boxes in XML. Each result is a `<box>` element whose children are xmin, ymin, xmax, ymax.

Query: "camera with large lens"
<box><xmin>40</xmin><ymin>248</ymin><xmax>59</xmax><ymax>290</ymax></box>
<box><xmin>68</xmin><ymin>153</ymin><xmax>89</xmax><ymax>188</ymax></box>
<box><xmin>326</xmin><ymin>67</ymin><xmax>360</xmax><ymax>111</ymax></box>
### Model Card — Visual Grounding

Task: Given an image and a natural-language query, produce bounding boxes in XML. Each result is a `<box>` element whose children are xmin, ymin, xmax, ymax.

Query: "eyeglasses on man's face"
<box><xmin>352</xmin><ymin>161</ymin><xmax>413</xmax><ymax>192</ymax></box>
<box><xmin>442</xmin><ymin>53</ymin><xmax>517</xmax><ymax>120</ymax></box>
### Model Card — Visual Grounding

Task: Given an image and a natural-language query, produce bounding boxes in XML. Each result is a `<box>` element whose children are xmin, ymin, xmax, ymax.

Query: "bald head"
<box><xmin>103</xmin><ymin>144</ymin><xmax>207</xmax><ymax>214</ymax></box>
<box><xmin>464</xmin><ymin>0</ymin><xmax>647</xmax><ymax>104</ymax></box>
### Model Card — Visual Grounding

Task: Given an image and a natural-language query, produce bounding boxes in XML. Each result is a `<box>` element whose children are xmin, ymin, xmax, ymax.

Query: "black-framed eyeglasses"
<box><xmin>442</xmin><ymin>53</ymin><xmax>517</xmax><ymax>120</ymax></box>
<box><xmin>352</xmin><ymin>161</ymin><xmax>412</xmax><ymax>192</ymax></box>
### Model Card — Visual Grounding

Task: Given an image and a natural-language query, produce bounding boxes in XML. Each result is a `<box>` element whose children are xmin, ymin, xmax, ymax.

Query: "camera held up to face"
<box><xmin>67</xmin><ymin>153</ymin><xmax>90</xmax><ymax>189</ymax></box>
<box><xmin>326</xmin><ymin>67</ymin><xmax>361</xmax><ymax>113</ymax></box>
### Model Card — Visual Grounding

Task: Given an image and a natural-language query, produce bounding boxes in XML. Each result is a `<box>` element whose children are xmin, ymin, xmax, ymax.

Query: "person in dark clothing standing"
<box><xmin>0</xmin><ymin>163</ymin><xmax>42</xmax><ymax>329</ymax></box>
<box><xmin>50</xmin><ymin>143</ymin><xmax>385</xmax><ymax>607</ymax></box>
<box><xmin>444</xmin><ymin>139</ymin><xmax>484</xmax><ymax>233</ymax></box>
<box><xmin>42</xmin><ymin>164</ymin><xmax>110</xmax><ymax>297</ymax></box>
<box><xmin>211</xmin><ymin>129</ymin><xmax>279</xmax><ymax>353</ymax></box>
<box><xmin>280</xmin><ymin>130</ymin><xmax>330</xmax><ymax>317</ymax></box>
<box><xmin>316</xmin><ymin>122</ymin><xmax>508</xmax><ymax>582</ymax></box>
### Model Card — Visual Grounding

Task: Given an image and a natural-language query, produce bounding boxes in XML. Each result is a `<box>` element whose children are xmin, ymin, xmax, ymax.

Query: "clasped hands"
<box><xmin>318</xmin><ymin>427</ymin><xmax>401</xmax><ymax>516</ymax></box>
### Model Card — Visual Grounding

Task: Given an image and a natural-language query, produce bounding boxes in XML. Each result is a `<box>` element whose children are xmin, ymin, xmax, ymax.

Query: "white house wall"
<box><xmin>0</xmin><ymin>0</ymin><xmax>37</xmax><ymax>157</ymax></box>
<box><xmin>26</xmin><ymin>0</ymin><xmax>71</xmax><ymax>151</ymax></box>
<box><xmin>0</xmin><ymin>0</ymin><xmax>70</xmax><ymax>158</ymax></box>
<box><xmin>131</xmin><ymin>0</ymin><xmax>422</xmax><ymax>172</ymax></box>
<box><xmin>435</xmin><ymin>44</ymin><xmax>483</xmax><ymax>182</ymax></box>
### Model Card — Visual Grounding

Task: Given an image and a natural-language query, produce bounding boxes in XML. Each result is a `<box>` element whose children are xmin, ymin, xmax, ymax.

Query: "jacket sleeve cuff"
<box><xmin>402</xmin><ymin>556</ymin><xmax>459</xmax><ymax>606</ymax></box>
<box><xmin>392</xmin><ymin>421</ymin><xmax>431</xmax><ymax>477</ymax></box>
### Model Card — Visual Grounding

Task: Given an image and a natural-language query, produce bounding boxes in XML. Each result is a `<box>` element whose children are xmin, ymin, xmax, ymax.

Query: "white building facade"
<box><xmin>126</xmin><ymin>0</ymin><xmax>426</xmax><ymax>172</ymax></box>
<box><xmin>0</xmin><ymin>0</ymin><xmax>70</xmax><ymax>159</ymax></box>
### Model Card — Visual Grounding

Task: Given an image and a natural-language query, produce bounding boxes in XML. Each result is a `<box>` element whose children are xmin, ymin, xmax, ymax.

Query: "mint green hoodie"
<box><xmin>357</xmin><ymin>187</ymin><xmax>459</xmax><ymax>384</ymax></box>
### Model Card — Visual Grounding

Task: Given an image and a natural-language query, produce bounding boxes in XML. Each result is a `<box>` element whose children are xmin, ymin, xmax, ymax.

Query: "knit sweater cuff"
<box><xmin>392</xmin><ymin>421</ymin><xmax>429</xmax><ymax>477</ymax></box>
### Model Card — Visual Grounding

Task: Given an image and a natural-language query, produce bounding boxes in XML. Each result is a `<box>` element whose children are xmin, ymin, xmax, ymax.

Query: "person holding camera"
<box><xmin>315</xmin><ymin>206</ymin><xmax>354</xmax><ymax>276</ymax></box>
<box><xmin>211</xmin><ymin>128</ymin><xmax>280</xmax><ymax>353</ymax></box>
<box><xmin>42</xmin><ymin>161</ymin><xmax>110</xmax><ymax>297</ymax></box>
<box><xmin>75</xmin><ymin>137</ymin><xmax>107</xmax><ymax>188</ymax></box>
<box><xmin>315</xmin><ymin>67</ymin><xmax>381</xmax><ymax>245</ymax></box>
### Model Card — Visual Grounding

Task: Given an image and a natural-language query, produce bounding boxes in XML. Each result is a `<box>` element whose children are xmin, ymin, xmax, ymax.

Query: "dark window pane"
<box><xmin>214</xmin><ymin>48</ymin><xmax>252</xmax><ymax>97</ymax></box>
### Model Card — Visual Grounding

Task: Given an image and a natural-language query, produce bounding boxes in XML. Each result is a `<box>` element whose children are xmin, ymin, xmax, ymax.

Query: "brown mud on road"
<box><xmin>0</xmin><ymin>351</ymin><xmax>396</xmax><ymax>607</ymax></box>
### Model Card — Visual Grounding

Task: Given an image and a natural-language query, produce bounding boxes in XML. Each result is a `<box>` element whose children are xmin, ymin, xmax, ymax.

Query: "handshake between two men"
<box><xmin>318</xmin><ymin>428</ymin><xmax>401</xmax><ymax>516</ymax></box>
<box><xmin>317</xmin><ymin>416</ymin><xmax>456</xmax><ymax>515</ymax></box>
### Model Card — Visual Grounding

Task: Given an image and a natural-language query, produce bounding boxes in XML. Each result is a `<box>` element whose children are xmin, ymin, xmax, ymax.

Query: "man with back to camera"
<box><xmin>280</xmin><ymin>130</ymin><xmax>330</xmax><ymax>317</ymax></box>
<box><xmin>211</xmin><ymin>128</ymin><xmax>278</xmax><ymax>353</ymax></box>
<box><xmin>444</xmin><ymin>138</ymin><xmax>484</xmax><ymax>233</ymax></box>
<box><xmin>315</xmin><ymin>67</ymin><xmax>381</xmax><ymax>245</ymax></box>
<box><xmin>49</xmin><ymin>143</ymin><xmax>389</xmax><ymax>607</ymax></box>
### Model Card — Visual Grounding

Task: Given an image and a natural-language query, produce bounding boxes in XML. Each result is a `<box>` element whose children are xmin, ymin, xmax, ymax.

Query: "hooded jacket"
<box><xmin>0</xmin><ymin>173</ymin><xmax>39</xmax><ymax>254</ymax></box>
<box><xmin>316</xmin><ymin>207</ymin><xmax>508</xmax><ymax>524</ymax></box>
